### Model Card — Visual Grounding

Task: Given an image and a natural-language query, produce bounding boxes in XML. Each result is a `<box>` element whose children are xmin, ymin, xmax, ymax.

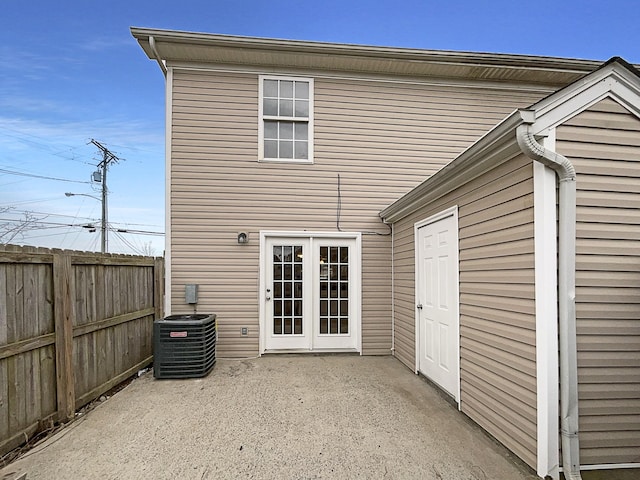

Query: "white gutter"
<box><xmin>149</xmin><ymin>36</ymin><xmax>168</xmax><ymax>76</ymax></box>
<box><xmin>516</xmin><ymin>111</ymin><xmax>582</xmax><ymax>480</ymax></box>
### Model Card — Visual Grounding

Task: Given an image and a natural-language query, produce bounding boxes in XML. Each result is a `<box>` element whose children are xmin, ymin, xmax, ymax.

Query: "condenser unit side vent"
<box><xmin>153</xmin><ymin>314</ymin><xmax>217</xmax><ymax>379</ymax></box>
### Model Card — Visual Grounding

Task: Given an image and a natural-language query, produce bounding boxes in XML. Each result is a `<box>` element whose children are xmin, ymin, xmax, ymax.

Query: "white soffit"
<box><xmin>131</xmin><ymin>27</ymin><xmax>603</xmax><ymax>87</ymax></box>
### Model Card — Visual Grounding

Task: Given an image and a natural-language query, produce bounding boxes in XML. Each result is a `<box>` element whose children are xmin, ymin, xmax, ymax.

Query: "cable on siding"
<box><xmin>336</xmin><ymin>173</ymin><xmax>343</xmax><ymax>231</ymax></box>
<box><xmin>336</xmin><ymin>173</ymin><xmax>391</xmax><ymax>236</ymax></box>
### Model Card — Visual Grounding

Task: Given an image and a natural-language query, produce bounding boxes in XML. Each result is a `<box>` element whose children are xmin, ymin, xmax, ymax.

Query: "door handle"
<box><xmin>266</xmin><ymin>288</ymin><xmax>271</xmax><ymax>301</ymax></box>
<box><xmin>417</xmin><ymin>303</ymin><xmax>423</xmax><ymax>310</ymax></box>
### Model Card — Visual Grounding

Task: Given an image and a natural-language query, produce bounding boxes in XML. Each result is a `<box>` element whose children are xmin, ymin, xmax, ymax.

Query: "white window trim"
<box><xmin>258</xmin><ymin>75</ymin><xmax>314</xmax><ymax>164</ymax></box>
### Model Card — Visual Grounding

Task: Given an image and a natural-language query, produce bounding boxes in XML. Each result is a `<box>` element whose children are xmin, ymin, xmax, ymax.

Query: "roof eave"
<box><xmin>130</xmin><ymin>27</ymin><xmax>602</xmax><ymax>85</ymax></box>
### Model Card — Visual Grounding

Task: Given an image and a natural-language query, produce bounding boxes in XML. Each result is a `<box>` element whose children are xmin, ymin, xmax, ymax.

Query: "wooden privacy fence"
<box><xmin>0</xmin><ymin>244</ymin><xmax>164</xmax><ymax>457</ymax></box>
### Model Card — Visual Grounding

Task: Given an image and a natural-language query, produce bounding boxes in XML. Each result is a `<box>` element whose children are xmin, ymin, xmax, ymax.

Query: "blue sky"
<box><xmin>1</xmin><ymin>0</ymin><xmax>638</xmax><ymax>255</ymax></box>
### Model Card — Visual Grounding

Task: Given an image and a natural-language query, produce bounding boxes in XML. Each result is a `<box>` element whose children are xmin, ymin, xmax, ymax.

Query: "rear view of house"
<box><xmin>132</xmin><ymin>28</ymin><xmax>639</xmax><ymax>478</ymax></box>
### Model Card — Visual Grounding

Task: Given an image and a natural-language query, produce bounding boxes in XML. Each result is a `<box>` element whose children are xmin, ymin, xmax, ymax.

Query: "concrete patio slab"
<box><xmin>1</xmin><ymin>355</ymin><xmax>538</xmax><ymax>479</ymax></box>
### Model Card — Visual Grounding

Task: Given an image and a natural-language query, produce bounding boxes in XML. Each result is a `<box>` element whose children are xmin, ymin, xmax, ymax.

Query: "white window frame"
<box><xmin>258</xmin><ymin>75</ymin><xmax>314</xmax><ymax>164</ymax></box>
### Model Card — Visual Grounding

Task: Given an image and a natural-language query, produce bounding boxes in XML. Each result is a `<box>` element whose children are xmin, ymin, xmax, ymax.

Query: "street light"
<box><xmin>65</xmin><ymin>192</ymin><xmax>100</xmax><ymax>201</ymax></box>
<box><xmin>65</xmin><ymin>192</ymin><xmax>107</xmax><ymax>253</ymax></box>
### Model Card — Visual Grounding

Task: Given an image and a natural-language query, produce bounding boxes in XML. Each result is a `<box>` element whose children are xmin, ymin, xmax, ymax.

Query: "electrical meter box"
<box><xmin>185</xmin><ymin>284</ymin><xmax>198</xmax><ymax>304</ymax></box>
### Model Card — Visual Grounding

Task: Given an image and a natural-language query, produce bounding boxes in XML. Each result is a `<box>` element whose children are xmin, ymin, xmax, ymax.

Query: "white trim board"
<box><xmin>164</xmin><ymin>67</ymin><xmax>173</xmax><ymax>315</ymax></box>
<box><xmin>534</xmin><ymin>132</ymin><xmax>560</xmax><ymax>479</ymax></box>
<box><xmin>531</xmin><ymin>64</ymin><xmax>640</xmax><ymax>135</ymax></box>
<box><xmin>576</xmin><ymin>463</ymin><xmax>640</xmax><ymax>471</ymax></box>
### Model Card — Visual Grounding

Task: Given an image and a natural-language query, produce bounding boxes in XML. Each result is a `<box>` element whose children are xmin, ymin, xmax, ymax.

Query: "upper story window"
<box><xmin>259</xmin><ymin>76</ymin><xmax>314</xmax><ymax>163</ymax></box>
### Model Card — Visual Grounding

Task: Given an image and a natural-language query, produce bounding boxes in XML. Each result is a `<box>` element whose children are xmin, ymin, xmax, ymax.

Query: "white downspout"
<box><xmin>516</xmin><ymin>111</ymin><xmax>582</xmax><ymax>480</ymax></box>
<box><xmin>149</xmin><ymin>36</ymin><xmax>168</xmax><ymax>77</ymax></box>
<box><xmin>390</xmin><ymin>221</ymin><xmax>395</xmax><ymax>354</ymax></box>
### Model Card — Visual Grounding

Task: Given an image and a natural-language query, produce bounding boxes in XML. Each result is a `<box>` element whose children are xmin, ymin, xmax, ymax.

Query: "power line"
<box><xmin>0</xmin><ymin>128</ymin><xmax>89</xmax><ymax>164</ymax></box>
<box><xmin>0</xmin><ymin>218</ymin><xmax>94</xmax><ymax>228</ymax></box>
<box><xmin>114</xmin><ymin>228</ymin><xmax>164</xmax><ymax>236</ymax></box>
<box><xmin>111</xmin><ymin>229</ymin><xmax>143</xmax><ymax>255</ymax></box>
<box><xmin>0</xmin><ymin>167</ymin><xmax>90</xmax><ymax>184</ymax></box>
<box><xmin>0</xmin><ymin>218</ymin><xmax>164</xmax><ymax>235</ymax></box>
<box><xmin>5</xmin><ymin>209</ymin><xmax>162</xmax><ymax>228</ymax></box>
<box><xmin>0</xmin><ymin>197</ymin><xmax>77</xmax><ymax>207</ymax></box>
<box><xmin>5</xmin><ymin>209</ymin><xmax>99</xmax><ymax>221</ymax></box>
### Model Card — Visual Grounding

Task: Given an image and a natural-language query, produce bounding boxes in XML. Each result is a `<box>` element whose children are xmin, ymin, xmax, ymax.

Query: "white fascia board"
<box><xmin>130</xmin><ymin>27</ymin><xmax>605</xmax><ymax>87</ymax></box>
<box><xmin>130</xmin><ymin>27</ymin><xmax>603</xmax><ymax>69</ymax></box>
<box><xmin>530</xmin><ymin>63</ymin><xmax>640</xmax><ymax>134</ymax></box>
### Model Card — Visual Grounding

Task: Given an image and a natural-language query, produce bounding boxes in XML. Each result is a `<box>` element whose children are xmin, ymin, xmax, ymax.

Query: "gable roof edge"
<box><xmin>529</xmin><ymin>59</ymin><xmax>640</xmax><ymax>134</ymax></box>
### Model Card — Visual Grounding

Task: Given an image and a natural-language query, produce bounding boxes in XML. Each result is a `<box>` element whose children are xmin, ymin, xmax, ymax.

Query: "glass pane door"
<box><xmin>312</xmin><ymin>238</ymin><xmax>357</xmax><ymax>350</ymax></box>
<box><xmin>272</xmin><ymin>244</ymin><xmax>304</xmax><ymax>336</ymax></box>
<box><xmin>319</xmin><ymin>246</ymin><xmax>349</xmax><ymax>335</ymax></box>
<box><xmin>264</xmin><ymin>236</ymin><xmax>358</xmax><ymax>352</ymax></box>
<box><xmin>265</xmin><ymin>237</ymin><xmax>311</xmax><ymax>351</ymax></box>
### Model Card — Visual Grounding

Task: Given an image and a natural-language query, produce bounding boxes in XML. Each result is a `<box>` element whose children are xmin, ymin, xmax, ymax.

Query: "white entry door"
<box><xmin>263</xmin><ymin>234</ymin><xmax>360</xmax><ymax>352</ymax></box>
<box><xmin>416</xmin><ymin>209</ymin><xmax>460</xmax><ymax>401</ymax></box>
<box><xmin>265</xmin><ymin>237</ymin><xmax>312</xmax><ymax>350</ymax></box>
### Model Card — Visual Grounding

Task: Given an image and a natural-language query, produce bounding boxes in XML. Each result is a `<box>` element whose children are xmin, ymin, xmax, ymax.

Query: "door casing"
<box><xmin>414</xmin><ymin>206</ymin><xmax>461</xmax><ymax>405</ymax></box>
<box><xmin>259</xmin><ymin>231</ymin><xmax>362</xmax><ymax>354</ymax></box>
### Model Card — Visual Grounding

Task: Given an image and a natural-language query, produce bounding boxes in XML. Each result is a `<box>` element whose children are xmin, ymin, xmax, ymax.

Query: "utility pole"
<box><xmin>90</xmin><ymin>139</ymin><xmax>120</xmax><ymax>253</ymax></box>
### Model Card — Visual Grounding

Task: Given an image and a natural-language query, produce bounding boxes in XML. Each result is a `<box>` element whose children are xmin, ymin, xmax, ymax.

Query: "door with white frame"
<box><xmin>415</xmin><ymin>208</ymin><xmax>460</xmax><ymax>402</ymax></box>
<box><xmin>262</xmin><ymin>233</ymin><xmax>361</xmax><ymax>352</ymax></box>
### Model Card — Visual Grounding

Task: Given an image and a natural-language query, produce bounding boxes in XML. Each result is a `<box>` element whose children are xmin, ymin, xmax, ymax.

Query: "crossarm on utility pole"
<box><xmin>90</xmin><ymin>139</ymin><xmax>121</xmax><ymax>253</ymax></box>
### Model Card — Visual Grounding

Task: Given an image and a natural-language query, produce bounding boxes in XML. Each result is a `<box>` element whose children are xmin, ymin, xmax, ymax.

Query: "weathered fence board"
<box><xmin>0</xmin><ymin>245</ymin><xmax>164</xmax><ymax>457</ymax></box>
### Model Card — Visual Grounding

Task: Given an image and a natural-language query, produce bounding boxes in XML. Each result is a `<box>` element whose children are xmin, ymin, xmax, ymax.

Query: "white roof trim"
<box><xmin>131</xmin><ymin>27</ymin><xmax>606</xmax><ymax>86</ymax></box>
<box><xmin>530</xmin><ymin>61</ymin><xmax>640</xmax><ymax>133</ymax></box>
<box><xmin>380</xmin><ymin>59</ymin><xmax>640</xmax><ymax>223</ymax></box>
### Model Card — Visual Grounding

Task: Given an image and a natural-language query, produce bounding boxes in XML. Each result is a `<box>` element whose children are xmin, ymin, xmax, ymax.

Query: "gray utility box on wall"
<box><xmin>153</xmin><ymin>314</ymin><xmax>217</xmax><ymax>379</ymax></box>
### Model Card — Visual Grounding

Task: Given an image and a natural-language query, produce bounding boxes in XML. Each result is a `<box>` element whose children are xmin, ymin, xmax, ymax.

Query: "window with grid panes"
<box><xmin>260</xmin><ymin>76</ymin><xmax>313</xmax><ymax>162</ymax></box>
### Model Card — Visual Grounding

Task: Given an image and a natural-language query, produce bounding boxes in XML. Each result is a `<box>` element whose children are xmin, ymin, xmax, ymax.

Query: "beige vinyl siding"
<box><xmin>391</xmin><ymin>154</ymin><xmax>538</xmax><ymax>468</ymax></box>
<box><xmin>169</xmin><ymin>68</ymin><xmax>547</xmax><ymax>357</ymax></box>
<box><xmin>556</xmin><ymin>97</ymin><xmax>640</xmax><ymax>466</ymax></box>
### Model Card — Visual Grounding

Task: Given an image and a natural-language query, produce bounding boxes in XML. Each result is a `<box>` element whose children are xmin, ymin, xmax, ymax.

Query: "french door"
<box><xmin>262</xmin><ymin>234</ymin><xmax>360</xmax><ymax>352</ymax></box>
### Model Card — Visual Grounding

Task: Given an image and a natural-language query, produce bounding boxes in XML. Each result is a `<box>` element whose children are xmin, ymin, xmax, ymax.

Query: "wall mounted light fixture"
<box><xmin>237</xmin><ymin>232</ymin><xmax>249</xmax><ymax>244</ymax></box>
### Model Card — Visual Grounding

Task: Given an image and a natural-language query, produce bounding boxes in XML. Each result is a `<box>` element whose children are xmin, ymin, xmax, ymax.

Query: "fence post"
<box><xmin>153</xmin><ymin>257</ymin><xmax>164</xmax><ymax>320</ymax></box>
<box><xmin>53</xmin><ymin>252</ymin><xmax>75</xmax><ymax>422</ymax></box>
